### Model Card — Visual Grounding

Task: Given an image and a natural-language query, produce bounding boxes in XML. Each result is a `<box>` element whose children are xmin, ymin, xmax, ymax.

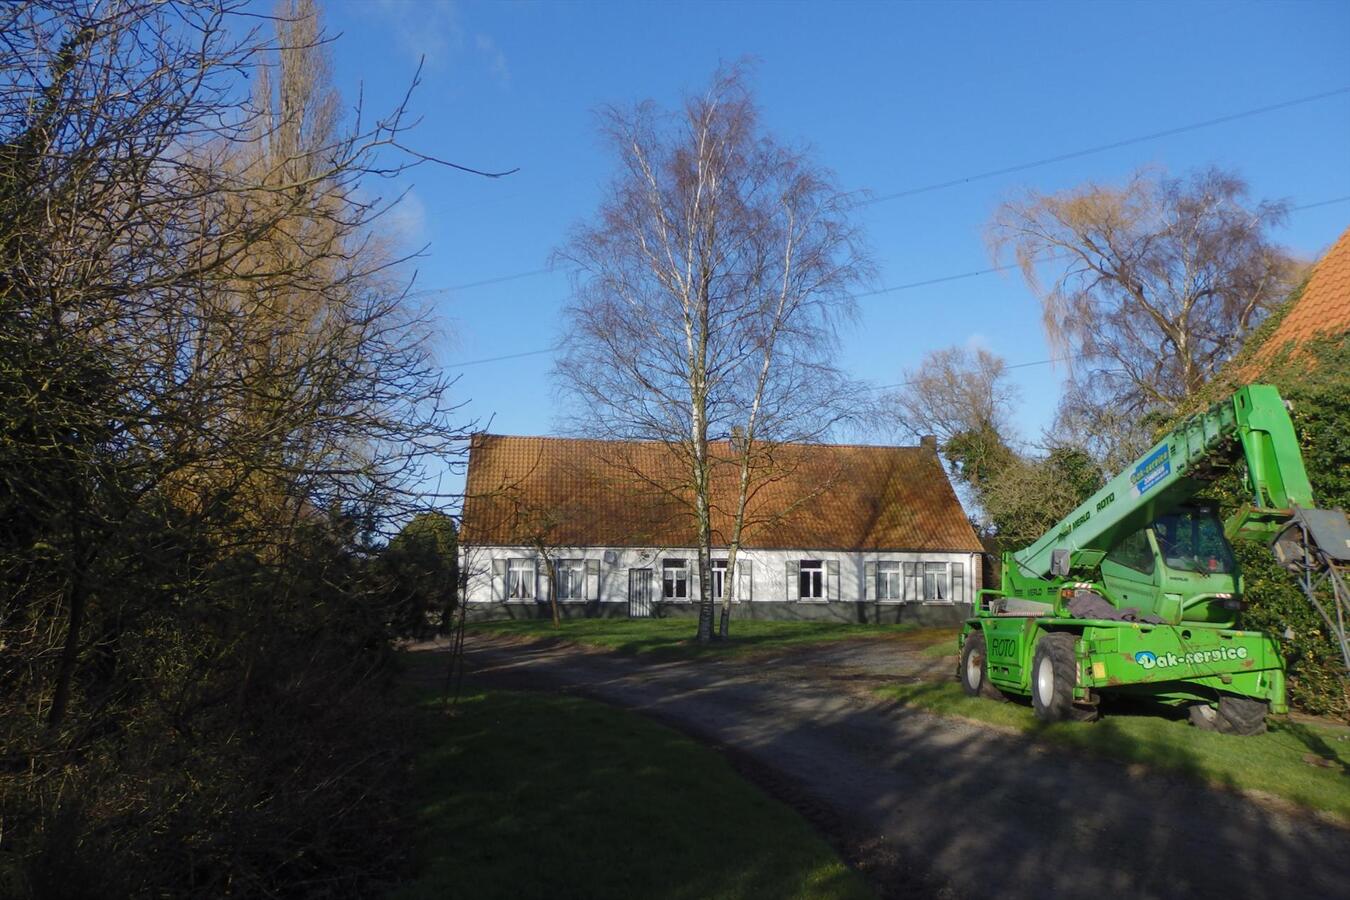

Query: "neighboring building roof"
<box><xmin>1246</xmin><ymin>225</ymin><xmax>1350</xmax><ymax>371</ymax></box>
<box><xmin>461</xmin><ymin>434</ymin><xmax>982</xmax><ymax>553</ymax></box>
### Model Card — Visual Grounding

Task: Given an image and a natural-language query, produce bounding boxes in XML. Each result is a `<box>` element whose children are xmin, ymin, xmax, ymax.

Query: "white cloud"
<box><xmin>475</xmin><ymin>33</ymin><xmax>510</xmax><ymax>87</ymax></box>
<box><xmin>362</xmin><ymin>0</ymin><xmax>508</xmax><ymax>86</ymax></box>
<box><xmin>370</xmin><ymin>0</ymin><xmax>464</xmax><ymax>68</ymax></box>
<box><xmin>965</xmin><ymin>332</ymin><xmax>992</xmax><ymax>352</ymax></box>
<box><xmin>385</xmin><ymin>189</ymin><xmax>428</xmax><ymax>246</ymax></box>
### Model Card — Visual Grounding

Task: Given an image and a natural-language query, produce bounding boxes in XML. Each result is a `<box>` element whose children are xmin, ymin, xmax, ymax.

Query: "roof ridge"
<box><xmin>471</xmin><ymin>432</ymin><xmax>935</xmax><ymax>452</ymax></box>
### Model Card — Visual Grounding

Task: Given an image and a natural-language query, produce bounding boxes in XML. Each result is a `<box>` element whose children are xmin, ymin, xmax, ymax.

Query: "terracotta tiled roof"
<box><xmin>461</xmin><ymin>434</ymin><xmax>982</xmax><ymax>552</ymax></box>
<box><xmin>1245</xmin><ymin>225</ymin><xmax>1350</xmax><ymax>372</ymax></box>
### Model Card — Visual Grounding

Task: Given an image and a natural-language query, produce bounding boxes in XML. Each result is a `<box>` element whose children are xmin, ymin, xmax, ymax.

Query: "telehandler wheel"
<box><xmin>1188</xmin><ymin>702</ymin><xmax>1221</xmax><ymax>731</ymax></box>
<box><xmin>1031</xmin><ymin>632</ymin><xmax>1078</xmax><ymax>723</ymax></box>
<box><xmin>959</xmin><ymin>633</ymin><xmax>1006</xmax><ymax>701</ymax></box>
<box><xmin>1188</xmin><ymin>697</ymin><xmax>1269</xmax><ymax>735</ymax></box>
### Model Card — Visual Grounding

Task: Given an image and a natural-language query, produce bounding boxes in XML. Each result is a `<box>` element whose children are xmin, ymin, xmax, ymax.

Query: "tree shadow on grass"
<box><xmin>1276</xmin><ymin>720</ymin><xmax>1350</xmax><ymax>776</ymax></box>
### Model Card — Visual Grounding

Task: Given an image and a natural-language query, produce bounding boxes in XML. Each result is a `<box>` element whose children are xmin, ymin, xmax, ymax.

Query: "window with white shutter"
<box><xmin>797</xmin><ymin>560</ymin><xmax>823</xmax><ymax>600</ymax></box>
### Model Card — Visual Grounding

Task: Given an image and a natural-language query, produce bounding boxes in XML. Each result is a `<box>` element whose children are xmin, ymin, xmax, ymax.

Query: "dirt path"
<box><xmin>405</xmin><ymin>634</ymin><xmax>1350</xmax><ymax>900</ymax></box>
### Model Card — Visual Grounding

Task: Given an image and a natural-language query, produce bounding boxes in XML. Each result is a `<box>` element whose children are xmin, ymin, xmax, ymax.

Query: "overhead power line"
<box><xmin>443</xmin><ymin>192</ymin><xmax>1349</xmax><ymax>369</ymax></box>
<box><xmin>871</xmin><ymin>354</ymin><xmax>1084</xmax><ymax>392</ymax></box>
<box><xmin>865</xmin><ymin>86</ymin><xmax>1350</xmax><ymax>204</ymax></box>
<box><xmin>438</xmin><ymin>87</ymin><xmax>1350</xmax><ymax>297</ymax></box>
<box><xmin>1292</xmin><ymin>194</ymin><xmax>1350</xmax><ymax>212</ymax></box>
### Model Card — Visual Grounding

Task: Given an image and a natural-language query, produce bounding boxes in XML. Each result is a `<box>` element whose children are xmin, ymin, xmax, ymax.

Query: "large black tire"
<box><xmin>1031</xmin><ymin>632</ymin><xmax>1078</xmax><ymax>723</ymax></box>
<box><xmin>1190</xmin><ymin>696</ymin><xmax>1268</xmax><ymax>735</ymax></box>
<box><xmin>959</xmin><ymin>632</ymin><xmax>1006</xmax><ymax>701</ymax></box>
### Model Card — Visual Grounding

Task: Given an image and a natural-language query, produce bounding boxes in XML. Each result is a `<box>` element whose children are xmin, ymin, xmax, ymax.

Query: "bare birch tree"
<box><xmin>988</xmin><ymin>166</ymin><xmax>1301</xmax><ymax>456</ymax></box>
<box><xmin>555</xmin><ymin>66</ymin><xmax>869</xmax><ymax>642</ymax></box>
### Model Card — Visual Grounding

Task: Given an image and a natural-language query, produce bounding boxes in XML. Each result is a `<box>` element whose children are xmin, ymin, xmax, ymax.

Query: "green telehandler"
<box><xmin>958</xmin><ymin>384</ymin><xmax>1350</xmax><ymax>735</ymax></box>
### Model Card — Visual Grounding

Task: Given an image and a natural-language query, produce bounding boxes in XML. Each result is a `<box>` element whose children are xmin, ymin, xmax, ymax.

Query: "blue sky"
<box><xmin>317</xmin><ymin>0</ymin><xmax>1350</xmax><ymax>503</ymax></box>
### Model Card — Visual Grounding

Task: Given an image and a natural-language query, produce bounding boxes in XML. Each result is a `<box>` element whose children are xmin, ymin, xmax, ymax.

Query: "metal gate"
<box><xmin>628</xmin><ymin>568</ymin><xmax>654</xmax><ymax>618</ymax></box>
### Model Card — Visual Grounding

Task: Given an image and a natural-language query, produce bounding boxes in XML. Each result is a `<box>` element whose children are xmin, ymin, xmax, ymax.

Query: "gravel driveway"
<box><xmin>405</xmin><ymin>632</ymin><xmax>1350</xmax><ymax>900</ymax></box>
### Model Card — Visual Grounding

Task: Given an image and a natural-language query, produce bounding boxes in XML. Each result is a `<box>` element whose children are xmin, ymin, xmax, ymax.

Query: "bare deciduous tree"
<box><xmin>0</xmin><ymin>2</ymin><xmax>489</xmax><ymax>892</ymax></box>
<box><xmin>989</xmin><ymin>166</ymin><xmax>1301</xmax><ymax>454</ymax></box>
<box><xmin>883</xmin><ymin>346</ymin><xmax>1020</xmax><ymax>493</ymax></box>
<box><xmin>555</xmin><ymin>66</ymin><xmax>869</xmax><ymax>642</ymax></box>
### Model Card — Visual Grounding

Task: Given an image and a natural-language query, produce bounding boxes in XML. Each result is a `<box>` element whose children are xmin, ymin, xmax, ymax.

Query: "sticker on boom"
<box><xmin>1131</xmin><ymin>445</ymin><xmax>1171</xmax><ymax>497</ymax></box>
<box><xmin>1134</xmin><ymin>647</ymin><xmax>1249</xmax><ymax>669</ymax></box>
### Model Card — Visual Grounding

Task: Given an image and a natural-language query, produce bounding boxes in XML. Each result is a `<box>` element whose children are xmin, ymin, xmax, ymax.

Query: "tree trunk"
<box><xmin>718</xmin><ymin>544</ymin><xmax>738</xmax><ymax>639</ymax></box>
<box><xmin>48</xmin><ymin>537</ymin><xmax>89</xmax><ymax>729</ymax></box>
<box><xmin>547</xmin><ymin>557</ymin><xmax>561</xmax><ymax>628</ymax></box>
<box><xmin>695</xmin><ymin>539</ymin><xmax>714</xmax><ymax>642</ymax></box>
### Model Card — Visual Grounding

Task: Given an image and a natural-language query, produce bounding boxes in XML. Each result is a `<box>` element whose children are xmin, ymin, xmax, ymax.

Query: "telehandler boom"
<box><xmin>958</xmin><ymin>384</ymin><xmax>1350</xmax><ymax>734</ymax></box>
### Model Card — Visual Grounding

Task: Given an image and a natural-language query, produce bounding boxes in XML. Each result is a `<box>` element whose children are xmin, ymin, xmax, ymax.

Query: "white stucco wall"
<box><xmin>461</xmin><ymin>544</ymin><xmax>980</xmax><ymax>607</ymax></box>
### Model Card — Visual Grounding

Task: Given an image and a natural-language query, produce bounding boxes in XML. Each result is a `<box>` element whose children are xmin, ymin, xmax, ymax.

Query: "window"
<box><xmin>507</xmin><ymin>558</ymin><xmax>536</xmax><ymax>600</ymax></box>
<box><xmin>923</xmin><ymin>562</ymin><xmax>948</xmax><ymax>601</ymax></box>
<box><xmin>556</xmin><ymin>559</ymin><xmax>586</xmax><ymax>601</ymax></box>
<box><xmin>877</xmin><ymin>561</ymin><xmax>902</xmax><ymax>601</ymax></box>
<box><xmin>1106</xmin><ymin>528</ymin><xmax>1155</xmax><ymax>574</ymax></box>
<box><xmin>711</xmin><ymin>559</ymin><xmax>728</xmax><ymax>601</ymax></box>
<box><xmin>903</xmin><ymin>562</ymin><xmax>921</xmax><ymax>601</ymax></box>
<box><xmin>951</xmin><ymin>562</ymin><xmax>965</xmax><ymax>603</ymax></box>
<box><xmin>799</xmin><ymin>560</ymin><xmax>824</xmax><ymax>600</ymax></box>
<box><xmin>662</xmin><ymin>558</ymin><xmax>689</xmax><ymax>600</ymax></box>
<box><xmin>1152</xmin><ymin>509</ymin><xmax>1235</xmax><ymax>574</ymax></box>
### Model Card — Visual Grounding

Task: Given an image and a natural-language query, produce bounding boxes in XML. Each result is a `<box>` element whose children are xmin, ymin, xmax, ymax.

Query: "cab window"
<box><xmin>1152</xmin><ymin>509</ymin><xmax>1235</xmax><ymax>574</ymax></box>
<box><xmin>1105</xmin><ymin>528</ymin><xmax>1154</xmax><ymax>574</ymax></box>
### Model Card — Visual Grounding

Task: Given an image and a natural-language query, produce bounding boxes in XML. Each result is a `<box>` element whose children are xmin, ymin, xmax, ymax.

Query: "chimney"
<box><xmin>919</xmin><ymin>434</ymin><xmax>938</xmax><ymax>453</ymax></box>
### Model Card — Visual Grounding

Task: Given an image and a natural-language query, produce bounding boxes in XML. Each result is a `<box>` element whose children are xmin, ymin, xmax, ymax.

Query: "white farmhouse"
<box><xmin>459</xmin><ymin>433</ymin><xmax>984</xmax><ymax>624</ymax></box>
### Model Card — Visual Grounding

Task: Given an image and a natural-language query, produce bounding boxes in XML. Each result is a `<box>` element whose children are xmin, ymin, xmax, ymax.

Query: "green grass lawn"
<box><xmin>468</xmin><ymin>618</ymin><xmax>917</xmax><ymax>659</ymax></box>
<box><xmin>880</xmin><ymin>680</ymin><xmax>1350</xmax><ymax>820</ymax></box>
<box><xmin>918</xmin><ymin>630</ymin><xmax>961</xmax><ymax>658</ymax></box>
<box><xmin>395</xmin><ymin>689</ymin><xmax>872</xmax><ymax>900</ymax></box>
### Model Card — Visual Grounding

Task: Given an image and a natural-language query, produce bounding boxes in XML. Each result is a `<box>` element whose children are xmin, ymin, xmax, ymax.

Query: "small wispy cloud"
<box><xmin>370</xmin><ymin>0</ymin><xmax>464</xmax><ymax>68</ymax></box>
<box><xmin>965</xmin><ymin>332</ymin><xmax>992</xmax><ymax>352</ymax></box>
<box><xmin>475</xmin><ymin>33</ymin><xmax>510</xmax><ymax>87</ymax></box>
<box><xmin>385</xmin><ymin>189</ymin><xmax>428</xmax><ymax>246</ymax></box>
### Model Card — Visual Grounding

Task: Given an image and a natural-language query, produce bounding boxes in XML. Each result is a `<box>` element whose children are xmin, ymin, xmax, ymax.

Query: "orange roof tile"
<box><xmin>1247</xmin><ymin>225</ymin><xmax>1350</xmax><ymax>371</ymax></box>
<box><xmin>461</xmin><ymin>434</ymin><xmax>982</xmax><ymax>553</ymax></box>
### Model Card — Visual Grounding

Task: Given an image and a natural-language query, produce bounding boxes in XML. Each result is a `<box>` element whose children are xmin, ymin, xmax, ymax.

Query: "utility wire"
<box><xmin>865</xmin><ymin>86</ymin><xmax>1350</xmax><ymax>204</ymax></box>
<box><xmin>871</xmin><ymin>354</ymin><xmax>1084</xmax><ymax>392</ymax></box>
<box><xmin>438</xmin><ymin>88</ymin><xmax>1350</xmax><ymax>296</ymax></box>
<box><xmin>444</xmin><ymin>190</ymin><xmax>1349</xmax><ymax>369</ymax></box>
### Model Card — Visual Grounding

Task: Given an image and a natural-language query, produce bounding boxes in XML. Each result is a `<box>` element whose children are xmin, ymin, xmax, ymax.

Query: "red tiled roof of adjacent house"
<box><xmin>1246</xmin><ymin>225</ymin><xmax>1350</xmax><ymax>371</ymax></box>
<box><xmin>460</xmin><ymin>434</ymin><xmax>983</xmax><ymax>552</ymax></box>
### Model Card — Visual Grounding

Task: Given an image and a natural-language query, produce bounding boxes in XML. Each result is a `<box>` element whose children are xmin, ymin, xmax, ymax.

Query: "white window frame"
<box><xmin>662</xmin><ymin>558</ymin><xmax>690</xmax><ymax>601</ymax></box>
<box><xmin>903</xmin><ymin>562</ymin><xmax>921</xmax><ymax>601</ymax></box>
<box><xmin>798</xmin><ymin>560</ymin><xmax>824</xmax><ymax>601</ymax></box>
<box><xmin>922</xmin><ymin>561</ymin><xmax>949</xmax><ymax>603</ymax></box>
<box><xmin>711</xmin><ymin>559</ymin><xmax>728</xmax><ymax>601</ymax></box>
<box><xmin>507</xmin><ymin>557</ymin><xmax>536</xmax><ymax>601</ymax></box>
<box><xmin>877</xmin><ymin>560</ymin><xmax>903</xmax><ymax>601</ymax></box>
<box><xmin>556</xmin><ymin>559</ymin><xmax>586</xmax><ymax>601</ymax></box>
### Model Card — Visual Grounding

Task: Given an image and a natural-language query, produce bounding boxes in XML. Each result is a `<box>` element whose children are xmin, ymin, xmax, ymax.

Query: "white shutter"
<box><xmin>737</xmin><ymin>560</ymin><xmax>752</xmax><ymax>602</ymax></box>
<box><xmin>586</xmin><ymin>559</ymin><xmax>600</xmax><ymax>601</ymax></box>
<box><xmin>864</xmin><ymin>561</ymin><xmax>876</xmax><ymax>601</ymax></box>
<box><xmin>492</xmin><ymin>558</ymin><xmax>508</xmax><ymax>601</ymax></box>
<box><xmin>786</xmin><ymin>560</ymin><xmax>799</xmax><ymax>600</ymax></box>
<box><xmin>827</xmin><ymin>560</ymin><xmax>840</xmax><ymax>601</ymax></box>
